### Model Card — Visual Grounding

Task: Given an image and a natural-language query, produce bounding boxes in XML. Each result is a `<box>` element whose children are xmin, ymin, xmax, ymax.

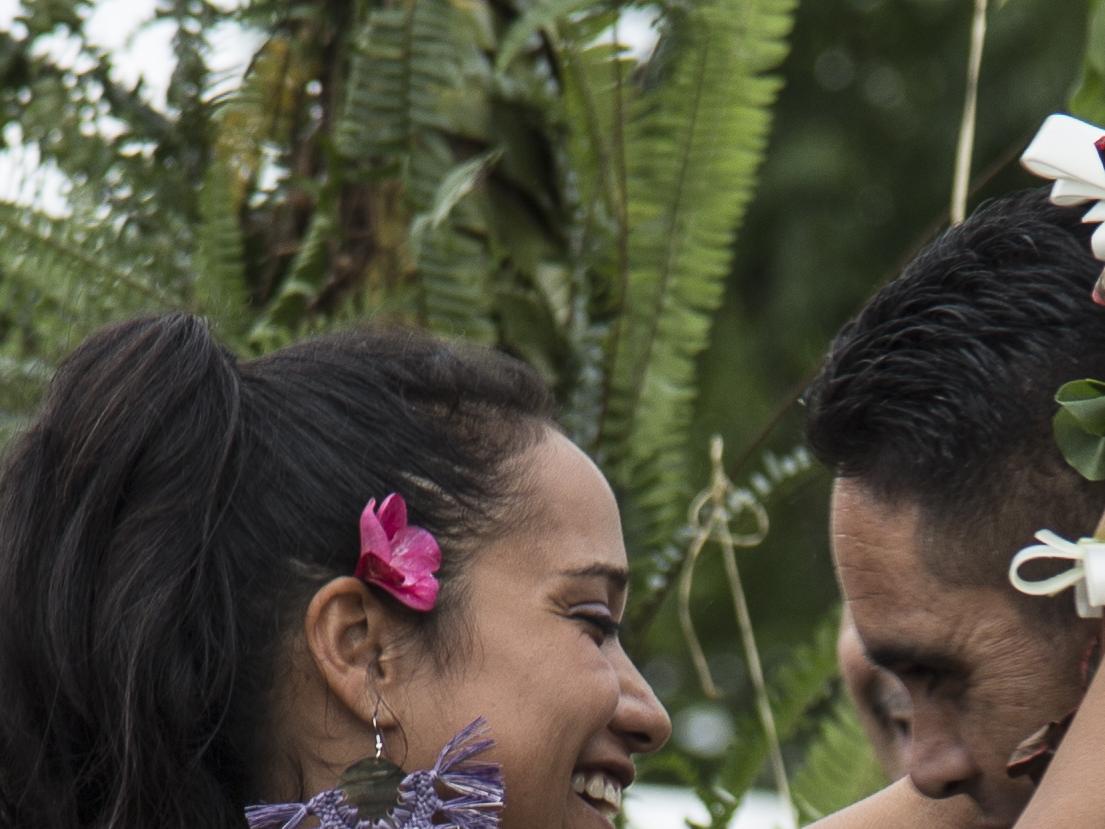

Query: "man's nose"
<box><xmin>907</xmin><ymin>704</ymin><xmax>978</xmax><ymax>799</ymax></box>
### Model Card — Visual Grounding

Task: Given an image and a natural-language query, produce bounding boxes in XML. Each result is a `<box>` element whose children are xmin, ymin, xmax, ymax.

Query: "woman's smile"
<box><xmin>571</xmin><ymin>768</ymin><xmax>625</xmax><ymax>823</ymax></box>
<box><xmin>392</xmin><ymin>429</ymin><xmax>671</xmax><ymax>828</ymax></box>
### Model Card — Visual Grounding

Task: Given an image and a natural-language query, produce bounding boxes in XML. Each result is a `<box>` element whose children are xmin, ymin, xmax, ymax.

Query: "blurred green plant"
<box><xmin>4</xmin><ymin>0</ymin><xmax>1102</xmax><ymax>825</ymax></box>
<box><xmin>0</xmin><ymin>0</ymin><xmax>796</xmax><ymax>630</ymax></box>
<box><xmin>0</xmin><ymin>0</ymin><xmax>859</xmax><ymax>823</ymax></box>
<box><xmin>1071</xmin><ymin>0</ymin><xmax>1105</xmax><ymax>125</ymax></box>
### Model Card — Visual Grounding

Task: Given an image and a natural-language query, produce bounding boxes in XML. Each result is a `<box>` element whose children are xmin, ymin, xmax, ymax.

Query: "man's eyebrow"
<box><xmin>865</xmin><ymin>644</ymin><xmax>966</xmax><ymax>674</ymax></box>
<box><xmin>559</xmin><ymin>564</ymin><xmax>629</xmax><ymax>590</ymax></box>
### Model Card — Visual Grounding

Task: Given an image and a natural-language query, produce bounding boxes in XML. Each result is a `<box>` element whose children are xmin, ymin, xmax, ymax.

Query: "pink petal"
<box><xmin>354</xmin><ymin>549</ymin><xmax>403</xmax><ymax>586</ymax></box>
<box><xmin>363</xmin><ymin>568</ymin><xmax>438</xmax><ymax>611</ymax></box>
<box><xmin>354</xmin><ymin>493</ymin><xmax>440</xmax><ymax>613</ymax></box>
<box><xmin>359</xmin><ymin>498</ymin><xmax>393</xmax><ymax>565</ymax></box>
<box><xmin>376</xmin><ymin>493</ymin><xmax>408</xmax><ymax>539</ymax></box>
<box><xmin>389</xmin><ymin>526</ymin><xmax>442</xmax><ymax>574</ymax></box>
<box><xmin>398</xmin><ymin>573</ymin><xmax>439</xmax><ymax>612</ymax></box>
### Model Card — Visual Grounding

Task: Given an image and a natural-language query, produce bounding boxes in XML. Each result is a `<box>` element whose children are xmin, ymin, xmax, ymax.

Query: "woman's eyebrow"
<box><xmin>559</xmin><ymin>563</ymin><xmax>629</xmax><ymax>590</ymax></box>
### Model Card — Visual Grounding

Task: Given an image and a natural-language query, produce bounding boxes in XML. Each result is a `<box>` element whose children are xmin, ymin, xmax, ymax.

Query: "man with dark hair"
<box><xmin>805</xmin><ymin>187</ymin><xmax>1105</xmax><ymax>827</ymax></box>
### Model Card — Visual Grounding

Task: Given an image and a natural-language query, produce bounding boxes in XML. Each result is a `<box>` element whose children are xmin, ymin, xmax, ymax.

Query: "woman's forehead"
<box><xmin>486</xmin><ymin>432</ymin><xmax>628</xmax><ymax>576</ymax></box>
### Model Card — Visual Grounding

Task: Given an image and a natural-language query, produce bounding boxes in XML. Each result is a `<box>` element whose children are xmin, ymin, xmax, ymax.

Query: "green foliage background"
<box><xmin>0</xmin><ymin>0</ymin><xmax>1102</xmax><ymax>825</ymax></box>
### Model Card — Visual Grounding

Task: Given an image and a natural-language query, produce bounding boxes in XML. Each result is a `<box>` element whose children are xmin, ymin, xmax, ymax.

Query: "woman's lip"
<box><xmin>575</xmin><ymin>791</ymin><xmax>617</xmax><ymax>827</ymax></box>
<box><xmin>573</xmin><ymin>758</ymin><xmax>636</xmax><ymax>789</ymax></box>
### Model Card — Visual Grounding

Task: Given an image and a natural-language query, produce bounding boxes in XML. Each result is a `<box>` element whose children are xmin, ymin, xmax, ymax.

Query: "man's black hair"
<box><xmin>806</xmin><ymin>187</ymin><xmax>1105</xmax><ymax>594</ymax></box>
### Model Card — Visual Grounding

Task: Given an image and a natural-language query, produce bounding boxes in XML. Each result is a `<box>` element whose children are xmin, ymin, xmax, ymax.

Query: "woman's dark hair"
<box><xmin>0</xmin><ymin>314</ymin><xmax>553</xmax><ymax>828</ymax></box>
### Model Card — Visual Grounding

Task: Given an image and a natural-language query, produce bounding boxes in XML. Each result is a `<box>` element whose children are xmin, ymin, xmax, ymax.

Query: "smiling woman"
<box><xmin>0</xmin><ymin>313</ymin><xmax>670</xmax><ymax>829</ymax></box>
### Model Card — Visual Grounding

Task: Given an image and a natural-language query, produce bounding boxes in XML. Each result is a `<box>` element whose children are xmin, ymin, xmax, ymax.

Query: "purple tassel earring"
<box><xmin>338</xmin><ymin>706</ymin><xmax>408</xmax><ymax>822</ymax></box>
<box><xmin>244</xmin><ymin>718</ymin><xmax>505</xmax><ymax>829</ymax></box>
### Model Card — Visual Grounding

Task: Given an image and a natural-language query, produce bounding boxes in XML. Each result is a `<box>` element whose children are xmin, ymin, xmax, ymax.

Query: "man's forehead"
<box><xmin>829</xmin><ymin>477</ymin><xmax>1019</xmax><ymax>663</ymax></box>
<box><xmin>831</xmin><ymin>482</ymin><xmax>930</xmax><ymax>591</ymax></box>
<box><xmin>847</xmin><ymin>586</ymin><xmax>953</xmax><ymax>650</ymax></box>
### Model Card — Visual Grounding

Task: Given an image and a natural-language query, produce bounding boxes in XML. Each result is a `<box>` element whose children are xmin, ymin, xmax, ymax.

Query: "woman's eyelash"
<box><xmin>574</xmin><ymin>611</ymin><xmax>621</xmax><ymax>638</ymax></box>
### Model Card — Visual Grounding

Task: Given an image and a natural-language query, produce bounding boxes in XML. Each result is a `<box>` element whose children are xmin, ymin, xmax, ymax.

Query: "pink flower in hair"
<box><xmin>354</xmin><ymin>494</ymin><xmax>441</xmax><ymax>612</ymax></box>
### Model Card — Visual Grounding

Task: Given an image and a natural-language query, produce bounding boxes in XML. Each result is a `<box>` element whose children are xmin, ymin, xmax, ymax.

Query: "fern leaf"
<box><xmin>558</xmin><ymin>36</ymin><xmax>634</xmax><ymax>233</ymax></box>
<box><xmin>713</xmin><ymin>609</ymin><xmax>841</xmax><ymax>808</ymax></box>
<box><xmin>600</xmin><ymin>0</ymin><xmax>797</xmax><ymax>555</ymax></box>
<box><xmin>248</xmin><ymin>200</ymin><xmax>339</xmax><ymax>352</ymax></box>
<box><xmin>335</xmin><ymin>6</ymin><xmax>413</xmax><ymax>160</ymax></box>
<box><xmin>410</xmin><ymin>148</ymin><xmax>503</xmax><ymax>254</ymax></box>
<box><xmin>790</xmin><ymin>697</ymin><xmax>888</xmax><ymax>823</ymax></box>
<box><xmin>418</xmin><ymin>225</ymin><xmax>497</xmax><ymax>343</ymax></box>
<box><xmin>0</xmin><ymin>202</ymin><xmax>182</xmax><ymax>351</ymax></box>
<box><xmin>496</xmin><ymin>0</ymin><xmax>600</xmax><ymax>72</ymax></box>
<box><xmin>335</xmin><ymin>0</ymin><xmax>497</xmax><ymax>341</ymax></box>
<box><xmin>195</xmin><ymin>155</ymin><xmax>249</xmax><ymax>339</ymax></box>
<box><xmin>0</xmin><ymin>353</ymin><xmax>51</xmax><ymax>424</ymax></box>
<box><xmin>335</xmin><ymin>0</ymin><xmax>461</xmax><ymax>167</ymax></box>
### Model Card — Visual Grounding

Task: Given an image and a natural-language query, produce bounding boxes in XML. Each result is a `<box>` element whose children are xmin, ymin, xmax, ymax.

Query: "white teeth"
<box><xmin>604</xmin><ymin>780</ymin><xmax>621</xmax><ymax>809</ymax></box>
<box><xmin>573</xmin><ymin>770</ymin><xmax>624</xmax><ymax>815</ymax></box>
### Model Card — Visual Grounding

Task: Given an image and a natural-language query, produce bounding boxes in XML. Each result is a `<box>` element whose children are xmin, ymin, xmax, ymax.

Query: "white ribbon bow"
<box><xmin>1021</xmin><ymin>114</ymin><xmax>1105</xmax><ymax>266</ymax></box>
<box><xmin>1009</xmin><ymin>529</ymin><xmax>1105</xmax><ymax>619</ymax></box>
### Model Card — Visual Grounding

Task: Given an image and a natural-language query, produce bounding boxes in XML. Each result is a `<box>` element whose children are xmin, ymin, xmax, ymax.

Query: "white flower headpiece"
<box><xmin>1008</xmin><ymin>114</ymin><xmax>1105</xmax><ymax>617</ymax></box>
<box><xmin>1020</xmin><ymin>113</ymin><xmax>1105</xmax><ymax>299</ymax></box>
<box><xmin>1010</xmin><ymin>530</ymin><xmax>1105</xmax><ymax>619</ymax></box>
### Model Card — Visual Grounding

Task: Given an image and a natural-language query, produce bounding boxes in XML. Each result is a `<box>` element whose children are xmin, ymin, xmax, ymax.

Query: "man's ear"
<box><xmin>303</xmin><ymin>576</ymin><xmax>407</xmax><ymax>728</ymax></box>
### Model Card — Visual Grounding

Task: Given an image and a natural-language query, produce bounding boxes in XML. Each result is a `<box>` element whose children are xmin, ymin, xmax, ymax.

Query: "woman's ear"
<box><xmin>303</xmin><ymin>576</ymin><xmax>407</xmax><ymax>727</ymax></box>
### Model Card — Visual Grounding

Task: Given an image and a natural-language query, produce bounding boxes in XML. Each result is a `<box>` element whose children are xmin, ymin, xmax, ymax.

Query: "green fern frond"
<box><xmin>335</xmin><ymin>4</ymin><xmax>416</xmax><ymax>162</ymax></box>
<box><xmin>248</xmin><ymin>199</ymin><xmax>338</xmax><ymax>352</ymax></box>
<box><xmin>633</xmin><ymin>610</ymin><xmax>840</xmax><ymax>829</ymax></box>
<box><xmin>410</xmin><ymin>149</ymin><xmax>504</xmax><ymax>343</ymax></box>
<box><xmin>0</xmin><ymin>200</ymin><xmax>186</xmax><ymax>425</ymax></box>
<box><xmin>335</xmin><ymin>0</ymin><xmax>498</xmax><ymax>341</ymax></box>
<box><xmin>713</xmin><ymin>609</ymin><xmax>840</xmax><ymax>807</ymax></box>
<box><xmin>405</xmin><ymin>1</ymin><xmax>474</xmax><ymax>210</ymax></box>
<box><xmin>0</xmin><ymin>353</ymin><xmax>52</xmax><ymax>423</ymax></box>
<box><xmin>195</xmin><ymin>155</ymin><xmax>249</xmax><ymax>339</ymax></box>
<box><xmin>418</xmin><ymin>224</ymin><xmax>497</xmax><ymax>343</ymax></box>
<box><xmin>0</xmin><ymin>202</ymin><xmax>184</xmax><ymax>357</ymax></box>
<box><xmin>600</xmin><ymin>0</ymin><xmax>797</xmax><ymax>555</ymax></box>
<box><xmin>558</xmin><ymin>37</ymin><xmax>633</xmax><ymax>240</ymax></box>
<box><xmin>496</xmin><ymin>0</ymin><xmax>602</xmax><ymax>72</ymax></box>
<box><xmin>410</xmin><ymin>149</ymin><xmax>503</xmax><ymax>255</ymax></box>
<box><xmin>790</xmin><ymin>697</ymin><xmax>888</xmax><ymax>824</ymax></box>
<box><xmin>211</xmin><ymin>34</ymin><xmax>311</xmax><ymax>186</ymax></box>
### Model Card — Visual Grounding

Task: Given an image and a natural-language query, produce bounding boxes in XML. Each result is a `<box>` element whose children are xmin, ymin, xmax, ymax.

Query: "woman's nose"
<box><xmin>611</xmin><ymin>648</ymin><xmax>672</xmax><ymax>754</ymax></box>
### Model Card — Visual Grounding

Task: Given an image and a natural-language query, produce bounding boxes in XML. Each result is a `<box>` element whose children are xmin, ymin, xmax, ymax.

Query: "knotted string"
<box><xmin>677</xmin><ymin>435</ymin><xmax>792</xmax><ymax>823</ymax></box>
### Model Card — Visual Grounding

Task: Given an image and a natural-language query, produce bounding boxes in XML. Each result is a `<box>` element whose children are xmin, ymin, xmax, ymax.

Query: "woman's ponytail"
<box><xmin>0</xmin><ymin>314</ymin><xmax>248</xmax><ymax>827</ymax></box>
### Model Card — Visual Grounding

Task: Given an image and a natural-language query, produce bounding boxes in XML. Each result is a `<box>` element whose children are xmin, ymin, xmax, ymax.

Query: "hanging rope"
<box><xmin>950</xmin><ymin>0</ymin><xmax>989</xmax><ymax>224</ymax></box>
<box><xmin>677</xmin><ymin>435</ymin><xmax>793</xmax><ymax>823</ymax></box>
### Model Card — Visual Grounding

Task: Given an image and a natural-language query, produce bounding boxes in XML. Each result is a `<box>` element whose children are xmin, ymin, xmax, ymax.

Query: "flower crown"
<box><xmin>1011</xmin><ymin>113</ymin><xmax>1105</xmax><ymax>619</ymax></box>
<box><xmin>1020</xmin><ymin>113</ymin><xmax>1105</xmax><ymax>303</ymax></box>
<box><xmin>355</xmin><ymin>493</ymin><xmax>441</xmax><ymax>612</ymax></box>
